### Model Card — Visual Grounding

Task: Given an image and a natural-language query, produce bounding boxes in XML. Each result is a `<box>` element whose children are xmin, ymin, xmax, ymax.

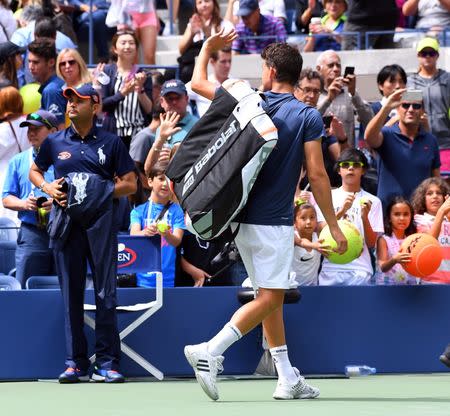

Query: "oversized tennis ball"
<box><xmin>19</xmin><ymin>83</ymin><xmax>41</xmax><ymax>114</ymax></box>
<box><xmin>319</xmin><ymin>219</ymin><xmax>364</xmax><ymax>264</ymax></box>
<box><xmin>399</xmin><ymin>233</ymin><xmax>442</xmax><ymax>278</ymax></box>
<box><xmin>157</xmin><ymin>221</ymin><xmax>170</xmax><ymax>233</ymax></box>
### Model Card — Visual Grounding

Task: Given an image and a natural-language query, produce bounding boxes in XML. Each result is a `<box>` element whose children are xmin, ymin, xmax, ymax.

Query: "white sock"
<box><xmin>270</xmin><ymin>345</ymin><xmax>298</xmax><ymax>383</ymax></box>
<box><xmin>207</xmin><ymin>323</ymin><xmax>242</xmax><ymax>357</ymax></box>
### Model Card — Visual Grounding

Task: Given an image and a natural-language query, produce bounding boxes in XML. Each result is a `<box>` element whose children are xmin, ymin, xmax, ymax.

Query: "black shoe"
<box><xmin>439</xmin><ymin>354</ymin><xmax>450</xmax><ymax>368</ymax></box>
<box><xmin>58</xmin><ymin>367</ymin><xmax>89</xmax><ymax>383</ymax></box>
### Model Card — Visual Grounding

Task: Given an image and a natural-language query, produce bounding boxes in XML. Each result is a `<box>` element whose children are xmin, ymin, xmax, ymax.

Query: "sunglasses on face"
<box><xmin>401</xmin><ymin>102</ymin><xmax>422</xmax><ymax>110</ymax></box>
<box><xmin>338</xmin><ymin>161</ymin><xmax>364</xmax><ymax>169</ymax></box>
<box><xmin>59</xmin><ymin>59</ymin><xmax>76</xmax><ymax>67</ymax></box>
<box><xmin>28</xmin><ymin>112</ymin><xmax>52</xmax><ymax>128</ymax></box>
<box><xmin>418</xmin><ymin>50</ymin><xmax>438</xmax><ymax>58</ymax></box>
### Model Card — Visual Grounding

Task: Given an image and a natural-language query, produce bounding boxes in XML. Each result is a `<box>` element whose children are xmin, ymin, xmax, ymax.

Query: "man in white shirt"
<box><xmin>186</xmin><ymin>47</ymin><xmax>233</xmax><ymax>117</ymax></box>
<box><xmin>316</xmin><ymin>148</ymin><xmax>384</xmax><ymax>285</ymax></box>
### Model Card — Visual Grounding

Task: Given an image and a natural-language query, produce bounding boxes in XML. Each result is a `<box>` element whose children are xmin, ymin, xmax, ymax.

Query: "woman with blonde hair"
<box><xmin>56</xmin><ymin>48</ymin><xmax>92</xmax><ymax>88</ymax></box>
<box><xmin>0</xmin><ymin>86</ymin><xmax>29</xmax><ymax>222</ymax></box>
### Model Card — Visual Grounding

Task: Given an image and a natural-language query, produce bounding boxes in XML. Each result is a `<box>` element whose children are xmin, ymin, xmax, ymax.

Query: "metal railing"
<box><xmin>287</xmin><ymin>31</ymin><xmax>362</xmax><ymax>51</ymax></box>
<box><xmin>87</xmin><ymin>64</ymin><xmax>180</xmax><ymax>79</ymax></box>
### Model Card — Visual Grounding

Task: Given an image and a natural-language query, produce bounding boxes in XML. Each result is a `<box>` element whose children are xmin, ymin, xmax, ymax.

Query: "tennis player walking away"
<box><xmin>184</xmin><ymin>29</ymin><xmax>347</xmax><ymax>401</ymax></box>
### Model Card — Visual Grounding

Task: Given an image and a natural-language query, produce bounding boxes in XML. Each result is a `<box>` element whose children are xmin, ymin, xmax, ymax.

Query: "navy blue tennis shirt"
<box><xmin>35</xmin><ymin>125</ymin><xmax>135</xmax><ymax>179</ymax></box>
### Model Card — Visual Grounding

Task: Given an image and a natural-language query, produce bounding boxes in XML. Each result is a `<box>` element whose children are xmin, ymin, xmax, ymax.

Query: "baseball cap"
<box><xmin>161</xmin><ymin>79</ymin><xmax>187</xmax><ymax>96</ymax></box>
<box><xmin>19</xmin><ymin>110</ymin><xmax>58</xmax><ymax>129</ymax></box>
<box><xmin>236</xmin><ymin>0</ymin><xmax>259</xmax><ymax>17</ymax></box>
<box><xmin>63</xmin><ymin>83</ymin><xmax>100</xmax><ymax>103</ymax></box>
<box><xmin>416</xmin><ymin>37</ymin><xmax>439</xmax><ymax>53</ymax></box>
<box><xmin>0</xmin><ymin>41</ymin><xmax>26</xmax><ymax>64</ymax></box>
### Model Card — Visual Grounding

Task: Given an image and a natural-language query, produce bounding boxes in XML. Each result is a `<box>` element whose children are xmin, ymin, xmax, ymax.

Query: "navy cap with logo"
<box><xmin>0</xmin><ymin>41</ymin><xmax>26</xmax><ymax>64</ymax></box>
<box><xmin>236</xmin><ymin>0</ymin><xmax>259</xmax><ymax>16</ymax></box>
<box><xmin>62</xmin><ymin>83</ymin><xmax>100</xmax><ymax>103</ymax></box>
<box><xmin>19</xmin><ymin>109</ymin><xmax>58</xmax><ymax>129</ymax></box>
<box><xmin>161</xmin><ymin>79</ymin><xmax>187</xmax><ymax>96</ymax></box>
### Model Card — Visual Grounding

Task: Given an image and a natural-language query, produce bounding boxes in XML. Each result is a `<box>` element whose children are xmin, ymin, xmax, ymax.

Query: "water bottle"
<box><xmin>344</xmin><ymin>365</ymin><xmax>376</xmax><ymax>377</ymax></box>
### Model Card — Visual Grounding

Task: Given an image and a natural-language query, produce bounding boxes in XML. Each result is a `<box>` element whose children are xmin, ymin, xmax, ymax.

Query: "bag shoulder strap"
<box><xmin>155</xmin><ymin>201</ymin><xmax>172</xmax><ymax>223</ymax></box>
<box><xmin>8</xmin><ymin>120</ymin><xmax>22</xmax><ymax>153</ymax></box>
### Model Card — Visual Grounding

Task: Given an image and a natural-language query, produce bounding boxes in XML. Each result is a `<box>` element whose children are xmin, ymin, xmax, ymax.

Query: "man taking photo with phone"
<box><xmin>365</xmin><ymin>88</ymin><xmax>441</xmax><ymax>209</ymax></box>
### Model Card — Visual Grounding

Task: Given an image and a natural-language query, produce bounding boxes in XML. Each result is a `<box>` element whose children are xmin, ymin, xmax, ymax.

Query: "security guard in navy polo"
<box><xmin>30</xmin><ymin>84</ymin><xmax>137</xmax><ymax>383</ymax></box>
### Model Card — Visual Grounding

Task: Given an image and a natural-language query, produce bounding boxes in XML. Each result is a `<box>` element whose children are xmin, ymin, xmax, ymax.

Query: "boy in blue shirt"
<box><xmin>130</xmin><ymin>161</ymin><xmax>185</xmax><ymax>287</ymax></box>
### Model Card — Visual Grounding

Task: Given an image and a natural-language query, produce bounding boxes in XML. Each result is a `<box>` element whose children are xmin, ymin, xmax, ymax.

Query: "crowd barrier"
<box><xmin>1</xmin><ymin>285</ymin><xmax>449</xmax><ymax>380</ymax></box>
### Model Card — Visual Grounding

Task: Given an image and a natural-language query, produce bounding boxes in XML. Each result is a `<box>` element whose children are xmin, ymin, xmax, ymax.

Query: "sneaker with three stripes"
<box><xmin>184</xmin><ymin>342</ymin><xmax>224</xmax><ymax>401</ymax></box>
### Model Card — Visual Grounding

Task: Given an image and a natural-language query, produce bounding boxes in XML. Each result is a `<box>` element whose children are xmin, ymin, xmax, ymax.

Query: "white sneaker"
<box><xmin>184</xmin><ymin>342</ymin><xmax>224</xmax><ymax>401</ymax></box>
<box><xmin>273</xmin><ymin>367</ymin><xmax>320</xmax><ymax>400</ymax></box>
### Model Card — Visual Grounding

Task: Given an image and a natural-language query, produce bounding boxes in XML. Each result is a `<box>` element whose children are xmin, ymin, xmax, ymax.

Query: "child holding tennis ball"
<box><xmin>376</xmin><ymin>196</ymin><xmax>417</xmax><ymax>285</ymax></box>
<box><xmin>290</xmin><ymin>201</ymin><xmax>331</xmax><ymax>286</ymax></box>
<box><xmin>130</xmin><ymin>160</ymin><xmax>185</xmax><ymax>287</ymax></box>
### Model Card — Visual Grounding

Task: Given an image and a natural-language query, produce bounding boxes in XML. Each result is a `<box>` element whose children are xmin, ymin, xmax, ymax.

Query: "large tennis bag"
<box><xmin>166</xmin><ymin>81</ymin><xmax>278</xmax><ymax>240</ymax></box>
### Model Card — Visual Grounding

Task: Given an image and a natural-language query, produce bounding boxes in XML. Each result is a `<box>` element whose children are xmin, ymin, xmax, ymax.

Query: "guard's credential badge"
<box><xmin>98</xmin><ymin>145</ymin><xmax>106</xmax><ymax>165</ymax></box>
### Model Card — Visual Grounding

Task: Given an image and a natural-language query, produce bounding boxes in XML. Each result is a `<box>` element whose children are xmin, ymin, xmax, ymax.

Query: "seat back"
<box><xmin>117</xmin><ymin>235</ymin><xmax>162</xmax><ymax>274</ymax></box>
<box><xmin>0</xmin><ymin>217</ymin><xmax>19</xmax><ymax>242</ymax></box>
<box><xmin>25</xmin><ymin>275</ymin><xmax>59</xmax><ymax>289</ymax></box>
<box><xmin>0</xmin><ymin>241</ymin><xmax>16</xmax><ymax>275</ymax></box>
<box><xmin>0</xmin><ymin>275</ymin><xmax>21</xmax><ymax>291</ymax></box>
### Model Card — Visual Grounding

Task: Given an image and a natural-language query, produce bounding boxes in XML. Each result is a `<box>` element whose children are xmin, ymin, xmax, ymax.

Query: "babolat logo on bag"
<box><xmin>166</xmin><ymin>82</ymin><xmax>278</xmax><ymax>240</ymax></box>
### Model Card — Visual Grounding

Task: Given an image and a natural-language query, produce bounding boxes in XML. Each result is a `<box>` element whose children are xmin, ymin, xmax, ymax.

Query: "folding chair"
<box><xmin>84</xmin><ymin>235</ymin><xmax>164</xmax><ymax>380</ymax></box>
<box><xmin>0</xmin><ymin>241</ymin><xmax>16</xmax><ymax>276</ymax></box>
<box><xmin>26</xmin><ymin>275</ymin><xmax>60</xmax><ymax>289</ymax></box>
<box><xmin>0</xmin><ymin>275</ymin><xmax>21</xmax><ymax>291</ymax></box>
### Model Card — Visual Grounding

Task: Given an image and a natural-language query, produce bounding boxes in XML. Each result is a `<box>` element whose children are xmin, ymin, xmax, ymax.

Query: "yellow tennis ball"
<box><xmin>319</xmin><ymin>219</ymin><xmax>364</xmax><ymax>264</ymax></box>
<box><xmin>157</xmin><ymin>221</ymin><xmax>170</xmax><ymax>233</ymax></box>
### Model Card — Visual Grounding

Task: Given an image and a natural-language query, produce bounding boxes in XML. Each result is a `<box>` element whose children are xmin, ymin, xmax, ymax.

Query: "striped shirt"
<box><xmin>232</xmin><ymin>14</ymin><xmax>287</xmax><ymax>54</ymax></box>
<box><xmin>113</xmin><ymin>73</ymin><xmax>145</xmax><ymax>138</ymax></box>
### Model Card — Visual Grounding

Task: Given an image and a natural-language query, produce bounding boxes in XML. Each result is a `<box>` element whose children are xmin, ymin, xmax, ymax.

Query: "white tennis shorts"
<box><xmin>233</xmin><ymin>223</ymin><xmax>294</xmax><ymax>290</ymax></box>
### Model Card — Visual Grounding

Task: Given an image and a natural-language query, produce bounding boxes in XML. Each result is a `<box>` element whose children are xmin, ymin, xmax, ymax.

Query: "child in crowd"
<box><xmin>376</xmin><ymin>196</ymin><xmax>417</xmax><ymax>285</ymax></box>
<box><xmin>411</xmin><ymin>177</ymin><xmax>450</xmax><ymax>284</ymax></box>
<box><xmin>130</xmin><ymin>161</ymin><xmax>185</xmax><ymax>287</ymax></box>
<box><xmin>290</xmin><ymin>201</ymin><xmax>330</xmax><ymax>286</ymax></box>
<box><xmin>316</xmin><ymin>148</ymin><xmax>384</xmax><ymax>285</ymax></box>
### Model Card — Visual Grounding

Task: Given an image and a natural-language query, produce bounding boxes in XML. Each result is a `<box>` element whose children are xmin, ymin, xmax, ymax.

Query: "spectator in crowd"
<box><xmin>100</xmin><ymin>30</ymin><xmax>153</xmax><ymax>149</ymax></box>
<box><xmin>316</xmin><ymin>148</ymin><xmax>384</xmax><ymax>285</ymax></box>
<box><xmin>295</xmin><ymin>68</ymin><xmax>348</xmax><ymax>187</ymax></box>
<box><xmin>0</xmin><ymin>86</ymin><xmax>30</xmax><ymax>222</ymax></box>
<box><xmin>68</xmin><ymin>0</ymin><xmax>112</xmax><ymax>60</ymax></box>
<box><xmin>129</xmin><ymin>71</ymin><xmax>165</xmax><ymax>172</ymax></box>
<box><xmin>130</xmin><ymin>161</ymin><xmax>185</xmax><ymax>288</ymax></box>
<box><xmin>232</xmin><ymin>0</ymin><xmax>287</xmax><ymax>54</ymax></box>
<box><xmin>0</xmin><ymin>0</ymin><xmax>17</xmax><ymax>42</ymax></box>
<box><xmin>295</xmin><ymin>0</ymin><xmax>323</xmax><ymax>33</ymax></box>
<box><xmin>290</xmin><ymin>201</ymin><xmax>328</xmax><ymax>286</ymax></box>
<box><xmin>226</xmin><ymin>0</ymin><xmax>287</xmax><ymax>25</ymax></box>
<box><xmin>144</xmin><ymin>79</ymin><xmax>198</xmax><ymax>175</ymax></box>
<box><xmin>316</xmin><ymin>50</ymin><xmax>373</xmax><ymax>144</ymax></box>
<box><xmin>365</xmin><ymin>88</ymin><xmax>440</xmax><ymax>208</ymax></box>
<box><xmin>56</xmin><ymin>48</ymin><xmax>92</xmax><ymax>89</ymax></box>
<box><xmin>187</xmin><ymin>47</ymin><xmax>233</xmax><ymax>117</ymax></box>
<box><xmin>412</xmin><ymin>177</ymin><xmax>450</xmax><ymax>283</ymax></box>
<box><xmin>0</xmin><ymin>41</ymin><xmax>25</xmax><ymax>88</ymax></box>
<box><xmin>177</xmin><ymin>0</ymin><xmax>233</xmax><ymax>83</ymax></box>
<box><xmin>403</xmin><ymin>0</ymin><xmax>450</xmax><ymax>31</ymax></box>
<box><xmin>30</xmin><ymin>84</ymin><xmax>137</xmax><ymax>383</ymax></box>
<box><xmin>2</xmin><ymin>110</ymin><xmax>57</xmax><ymax>287</ymax></box>
<box><xmin>303</xmin><ymin>0</ymin><xmax>348</xmax><ymax>52</ymax></box>
<box><xmin>376</xmin><ymin>196</ymin><xmax>417</xmax><ymax>285</ymax></box>
<box><xmin>28</xmin><ymin>38</ymin><xmax>66</xmax><ymax>128</ymax></box>
<box><xmin>109</xmin><ymin>0</ymin><xmax>159</xmax><ymax>64</ymax></box>
<box><xmin>358</xmin><ymin>64</ymin><xmax>408</xmax><ymax>143</ymax></box>
<box><xmin>408</xmin><ymin>38</ymin><xmax>450</xmax><ymax>171</ymax></box>
<box><xmin>342</xmin><ymin>0</ymin><xmax>398</xmax><ymax>49</ymax></box>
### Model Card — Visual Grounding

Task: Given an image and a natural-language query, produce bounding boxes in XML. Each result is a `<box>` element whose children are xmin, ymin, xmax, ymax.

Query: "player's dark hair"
<box><xmin>384</xmin><ymin>196</ymin><xmax>416</xmax><ymax>237</ymax></box>
<box><xmin>335</xmin><ymin>148</ymin><xmax>368</xmax><ymax>173</ymax></box>
<box><xmin>411</xmin><ymin>177</ymin><xmax>450</xmax><ymax>215</ymax></box>
<box><xmin>296</xmin><ymin>68</ymin><xmax>324</xmax><ymax>91</ymax></box>
<box><xmin>261</xmin><ymin>43</ymin><xmax>303</xmax><ymax>86</ymax></box>
<box><xmin>28</xmin><ymin>38</ymin><xmax>57</xmax><ymax>61</ymax></box>
<box><xmin>376</xmin><ymin>64</ymin><xmax>407</xmax><ymax>96</ymax></box>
